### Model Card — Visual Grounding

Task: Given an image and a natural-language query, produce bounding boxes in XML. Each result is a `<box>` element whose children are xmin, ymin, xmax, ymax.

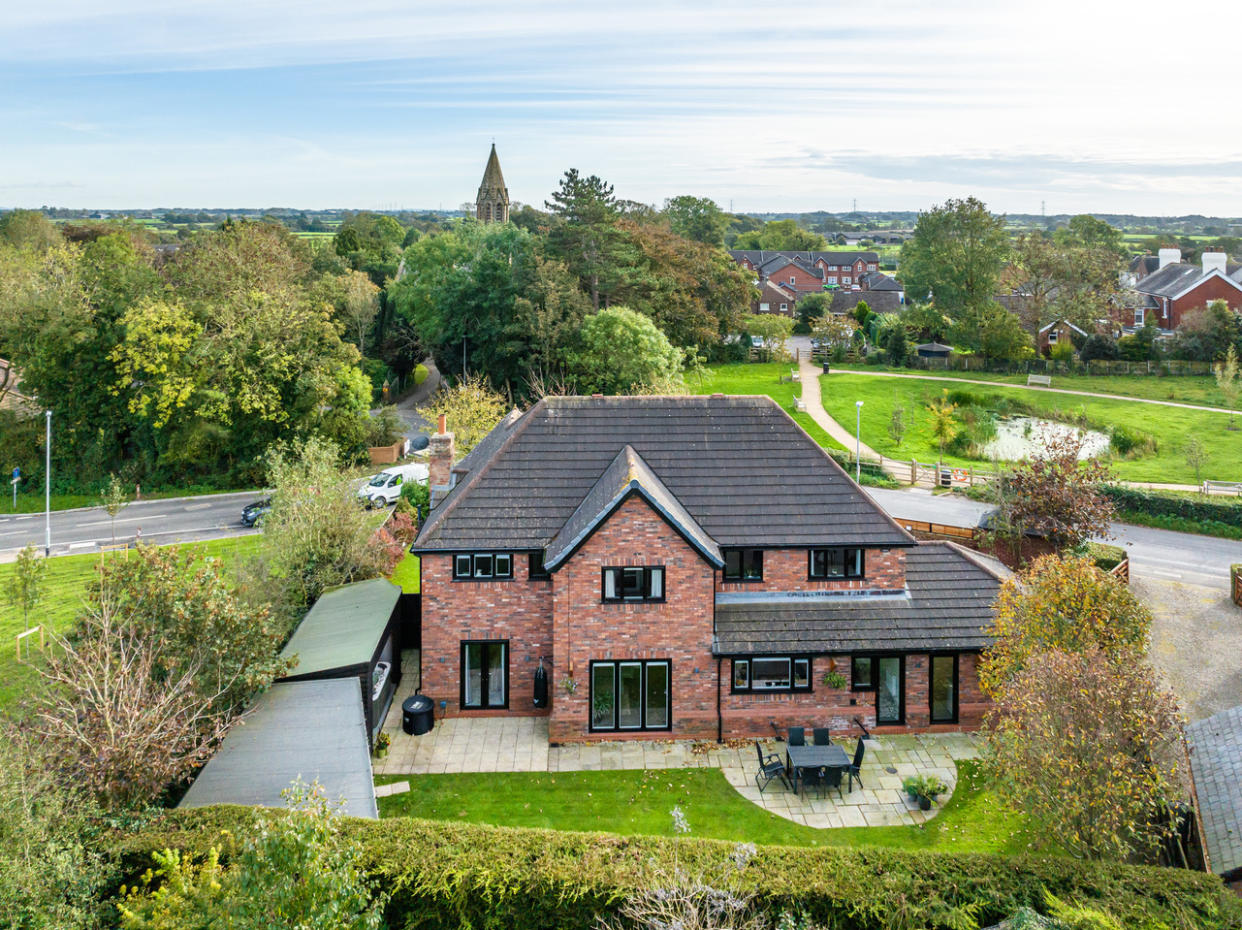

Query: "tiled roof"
<box><xmin>414</xmin><ymin>396</ymin><xmax>914</xmax><ymax>553</ymax></box>
<box><xmin>860</xmin><ymin>271</ymin><xmax>903</xmax><ymax>291</ymax></box>
<box><xmin>830</xmin><ymin>290</ymin><xmax>902</xmax><ymax>314</ymax></box>
<box><xmin>1188</xmin><ymin>704</ymin><xmax>1242</xmax><ymax>876</ymax></box>
<box><xmin>544</xmin><ymin>445</ymin><xmax>723</xmax><ymax>570</ymax></box>
<box><xmin>729</xmin><ymin>250</ymin><xmax>880</xmax><ymax>267</ymax></box>
<box><xmin>1134</xmin><ymin>263</ymin><xmax>1242</xmax><ymax>300</ymax></box>
<box><xmin>712</xmin><ymin>542</ymin><xmax>1005</xmax><ymax>654</ymax></box>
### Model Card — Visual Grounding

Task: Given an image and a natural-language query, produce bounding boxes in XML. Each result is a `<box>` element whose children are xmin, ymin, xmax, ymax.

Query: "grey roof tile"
<box><xmin>1188</xmin><ymin>704</ymin><xmax>1242</xmax><ymax>875</ymax></box>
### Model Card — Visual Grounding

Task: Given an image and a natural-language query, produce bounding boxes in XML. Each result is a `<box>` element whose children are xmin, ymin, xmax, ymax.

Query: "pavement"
<box><xmin>0</xmin><ymin>491</ymin><xmax>263</xmax><ymax>561</ymax></box>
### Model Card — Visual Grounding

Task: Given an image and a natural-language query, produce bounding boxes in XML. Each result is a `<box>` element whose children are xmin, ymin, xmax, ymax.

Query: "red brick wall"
<box><xmin>770</xmin><ymin>264</ymin><xmax>822</xmax><ymax>292</ymax></box>
<box><xmin>420</xmin><ymin>552</ymin><xmax>553</xmax><ymax>717</ymax></box>
<box><xmin>549</xmin><ymin>494</ymin><xmax>718</xmax><ymax>742</ymax></box>
<box><xmin>1169</xmin><ymin>277</ymin><xmax>1242</xmax><ymax>329</ymax></box>
<box><xmin>717</xmin><ymin>547</ymin><xmax>905</xmax><ymax>594</ymax></box>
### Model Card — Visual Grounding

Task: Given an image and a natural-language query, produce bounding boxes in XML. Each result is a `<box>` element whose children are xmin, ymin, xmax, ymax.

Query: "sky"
<box><xmin>3</xmin><ymin>0</ymin><xmax>1241</xmax><ymax>216</ymax></box>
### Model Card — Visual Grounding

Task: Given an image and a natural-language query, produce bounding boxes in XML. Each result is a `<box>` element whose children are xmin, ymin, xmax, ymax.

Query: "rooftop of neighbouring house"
<box><xmin>1134</xmin><ymin>260</ymin><xmax>1242</xmax><ymax>299</ymax></box>
<box><xmin>413</xmin><ymin>394</ymin><xmax>914</xmax><ymax>555</ymax></box>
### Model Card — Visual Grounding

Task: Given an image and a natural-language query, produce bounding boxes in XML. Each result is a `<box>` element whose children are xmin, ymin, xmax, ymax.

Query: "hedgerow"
<box><xmin>1100</xmin><ymin>485</ymin><xmax>1242</xmax><ymax>527</ymax></box>
<box><xmin>109</xmin><ymin>808</ymin><xmax>1242</xmax><ymax>930</ymax></box>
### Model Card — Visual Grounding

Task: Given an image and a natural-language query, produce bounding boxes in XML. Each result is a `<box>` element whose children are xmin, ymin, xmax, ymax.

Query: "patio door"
<box><xmin>461</xmin><ymin>641</ymin><xmax>507</xmax><ymax>709</ymax></box>
<box><xmin>930</xmin><ymin>654</ymin><xmax>958</xmax><ymax>724</ymax></box>
<box><xmin>589</xmin><ymin>660</ymin><xmax>670</xmax><ymax>732</ymax></box>
<box><xmin>876</xmin><ymin>656</ymin><xmax>903</xmax><ymax>725</ymax></box>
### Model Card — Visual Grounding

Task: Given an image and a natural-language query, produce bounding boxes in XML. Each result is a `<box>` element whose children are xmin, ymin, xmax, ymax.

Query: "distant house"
<box><xmin>915</xmin><ymin>342</ymin><xmax>953</xmax><ymax>360</ymax></box>
<box><xmin>1037</xmin><ymin>320</ymin><xmax>1089</xmax><ymax>355</ymax></box>
<box><xmin>830</xmin><ymin>289</ymin><xmax>902</xmax><ymax>316</ymax></box>
<box><xmin>729</xmin><ymin>250</ymin><xmax>881</xmax><ymax>293</ymax></box>
<box><xmin>754</xmin><ymin>278</ymin><xmax>798</xmax><ymax>316</ymax></box>
<box><xmin>1121</xmin><ymin>252</ymin><xmax>1163</xmax><ymax>287</ymax></box>
<box><xmin>1125</xmin><ymin>252</ymin><xmax>1242</xmax><ymax>331</ymax></box>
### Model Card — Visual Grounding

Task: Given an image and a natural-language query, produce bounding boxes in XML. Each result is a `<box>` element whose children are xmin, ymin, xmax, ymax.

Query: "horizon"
<box><xmin>4</xmin><ymin>1</ymin><xmax>1241</xmax><ymax>214</ymax></box>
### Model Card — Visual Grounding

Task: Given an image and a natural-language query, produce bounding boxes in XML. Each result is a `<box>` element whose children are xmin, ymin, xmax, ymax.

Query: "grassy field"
<box><xmin>692</xmin><ymin>363</ymin><xmax>845</xmax><ymax>451</ymax></box>
<box><xmin>821</xmin><ymin>373</ymin><xmax>1241</xmax><ymax>484</ymax></box>
<box><xmin>0</xmin><ymin>535</ymin><xmax>263</xmax><ymax>709</ymax></box>
<box><xmin>831</xmin><ymin>366</ymin><xmax>1232</xmax><ymax>409</ymax></box>
<box><xmin>376</xmin><ymin>760</ymin><xmax>1041</xmax><ymax>855</ymax></box>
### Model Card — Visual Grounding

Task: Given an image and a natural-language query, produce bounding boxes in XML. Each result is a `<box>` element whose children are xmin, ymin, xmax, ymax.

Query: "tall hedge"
<box><xmin>110</xmin><ymin>808</ymin><xmax>1242</xmax><ymax>930</ymax></box>
<box><xmin>1100</xmin><ymin>485</ymin><xmax>1242</xmax><ymax>527</ymax></box>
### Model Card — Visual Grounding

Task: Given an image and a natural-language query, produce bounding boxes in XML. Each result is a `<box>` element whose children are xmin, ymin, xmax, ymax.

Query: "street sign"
<box><xmin>10</xmin><ymin>467</ymin><xmax>19</xmax><ymax>511</ymax></box>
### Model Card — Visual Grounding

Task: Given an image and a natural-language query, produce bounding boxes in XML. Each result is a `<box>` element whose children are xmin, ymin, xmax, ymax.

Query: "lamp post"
<box><xmin>44</xmin><ymin>410</ymin><xmax>51</xmax><ymax>556</ymax></box>
<box><xmin>854</xmin><ymin>400</ymin><xmax>863</xmax><ymax>484</ymax></box>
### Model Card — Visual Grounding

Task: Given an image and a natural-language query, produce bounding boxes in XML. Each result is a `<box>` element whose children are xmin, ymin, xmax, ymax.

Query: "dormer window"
<box><xmin>809</xmin><ymin>547</ymin><xmax>864</xmax><ymax>580</ymax></box>
<box><xmin>454</xmin><ymin>552</ymin><xmax>514</xmax><ymax>580</ymax></box>
<box><xmin>723</xmin><ymin>548</ymin><xmax>763</xmax><ymax>582</ymax></box>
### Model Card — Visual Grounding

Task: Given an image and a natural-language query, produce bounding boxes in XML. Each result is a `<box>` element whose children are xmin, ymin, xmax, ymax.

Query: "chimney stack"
<box><xmin>1157</xmin><ymin>248</ymin><xmax>1181</xmax><ymax>270</ymax></box>
<box><xmin>428</xmin><ymin>415</ymin><xmax>455</xmax><ymax>500</ymax></box>
<box><xmin>1202</xmin><ymin>251</ymin><xmax>1228</xmax><ymax>276</ymax></box>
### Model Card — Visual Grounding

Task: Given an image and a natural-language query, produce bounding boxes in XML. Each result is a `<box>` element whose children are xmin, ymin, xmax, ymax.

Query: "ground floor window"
<box><xmin>461</xmin><ymin>641</ymin><xmax>507</xmax><ymax>709</ymax></box>
<box><xmin>929</xmin><ymin>654</ymin><xmax>958</xmax><ymax>723</ymax></box>
<box><xmin>851</xmin><ymin>654</ymin><xmax>904</xmax><ymax>724</ymax></box>
<box><xmin>731</xmin><ymin>656</ymin><xmax>811</xmax><ymax>693</ymax></box>
<box><xmin>589</xmin><ymin>659</ymin><xmax>670</xmax><ymax>731</ymax></box>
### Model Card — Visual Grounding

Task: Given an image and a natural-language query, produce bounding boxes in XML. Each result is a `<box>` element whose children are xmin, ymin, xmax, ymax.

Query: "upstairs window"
<box><xmin>808</xmin><ymin>547</ymin><xmax>864</xmax><ymax>580</ymax></box>
<box><xmin>723</xmin><ymin>549</ymin><xmax>763</xmax><ymax>582</ymax></box>
<box><xmin>453</xmin><ymin>552</ymin><xmax>514</xmax><ymax>580</ymax></box>
<box><xmin>602</xmin><ymin>566</ymin><xmax>665</xmax><ymax>602</ymax></box>
<box><xmin>788</xmin><ymin>275</ymin><xmax>796</xmax><ymax>285</ymax></box>
<box><xmin>528</xmin><ymin>551</ymin><xmax>550</xmax><ymax>580</ymax></box>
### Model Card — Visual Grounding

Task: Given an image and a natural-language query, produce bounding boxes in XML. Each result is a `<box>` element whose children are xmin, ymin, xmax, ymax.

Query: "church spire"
<box><xmin>475</xmin><ymin>143</ymin><xmax>510</xmax><ymax>224</ymax></box>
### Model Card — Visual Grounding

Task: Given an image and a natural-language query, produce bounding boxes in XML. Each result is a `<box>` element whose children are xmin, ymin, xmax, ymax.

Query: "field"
<box><xmin>691</xmin><ymin>362</ymin><xmax>845</xmax><ymax>451</ymax></box>
<box><xmin>376</xmin><ymin>760</ymin><xmax>1039</xmax><ymax>855</ymax></box>
<box><xmin>0</xmin><ymin>535</ymin><xmax>263</xmax><ymax>709</ymax></box>
<box><xmin>821</xmin><ymin>373</ymin><xmax>1242</xmax><ymax>484</ymax></box>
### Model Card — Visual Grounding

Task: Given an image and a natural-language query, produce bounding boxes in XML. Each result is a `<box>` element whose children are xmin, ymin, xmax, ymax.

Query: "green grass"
<box><xmin>822</xmin><ymin>373</ymin><xmax>1241</xmax><ymax>484</ymax></box>
<box><xmin>831</xmin><ymin>366</ymin><xmax>1231</xmax><ymax>409</ymax></box>
<box><xmin>5</xmin><ymin>486</ymin><xmax>256</xmax><ymax>515</ymax></box>
<box><xmin>692</xmin><ymin>363</ymin><xmax>846</xmax><ymax>451</ymax></box>
<box><xmin>0</xmin><ymin>535</ymin><xmax>263</xmax><ymax>710</ymax></box>
<box><xmin>389</xmin><ymin>552</ymin><xmax>421</xmax><ymax>594</ymax></box>
<box><xmin>376</xmin><ymin>760</ymin><xmax>1042</xmax><ymax>855</ymax></box>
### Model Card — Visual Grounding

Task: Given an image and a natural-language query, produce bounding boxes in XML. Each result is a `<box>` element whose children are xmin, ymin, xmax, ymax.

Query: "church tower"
<box><xmin>475</xmin><ymin>143</ymin><xmax>510</xmax><ymax>224</ymax></box>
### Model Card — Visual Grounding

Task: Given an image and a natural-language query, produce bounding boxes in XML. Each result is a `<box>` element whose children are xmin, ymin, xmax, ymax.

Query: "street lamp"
<box><xmin>854</xmin><ymin>400</ymin><xmax>863</xmax><ymax>483</ymax></box>
<box><xmin>44</xmin><ymin>410</ymin><xmax>51</xmax><ymax>556</ymax></box>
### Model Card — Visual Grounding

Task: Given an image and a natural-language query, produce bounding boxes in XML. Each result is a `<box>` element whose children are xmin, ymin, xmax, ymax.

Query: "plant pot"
<box><xmin>918</xmin><ymin>795</ymin><xmax>932</xmax><ymax>811</ymax></box>
<box><xmin>375</xmin><ymin>748</ymin><xmax>388</xmax><ymax>759</ymax></box>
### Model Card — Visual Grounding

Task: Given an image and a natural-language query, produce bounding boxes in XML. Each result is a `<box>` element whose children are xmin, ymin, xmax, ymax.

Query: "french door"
<box><xmin>461</xmin><ymin>641</ymin><xmax>508</xmax><ymax>709</ymax></box>
<box><xmin>589</xmin><ymin>660</ymin><xmax>670</xmax><ymax>732</ymax></box>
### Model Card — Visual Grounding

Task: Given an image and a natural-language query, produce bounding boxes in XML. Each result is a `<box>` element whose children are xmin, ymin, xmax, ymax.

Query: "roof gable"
<box><xmin>544</xmin><ymin>445</ymin><xmax>723</xmax><ymax>570</ymax></box>
<box><xmin>1135</xmin><ymin>263</ymin><xmax>1242</xmax><ymax>301</ymax></box>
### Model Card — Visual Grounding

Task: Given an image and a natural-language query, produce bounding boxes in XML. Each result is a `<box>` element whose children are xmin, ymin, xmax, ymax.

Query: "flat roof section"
<box><xmin>180</xmin><ymin>678</ymin><xmax>377</xmax><ymax>818</ymax></box>
<box><xmin>280</xmin><ymin>578</ymin><xmax>401</xmax><ymax>677</ymax></box>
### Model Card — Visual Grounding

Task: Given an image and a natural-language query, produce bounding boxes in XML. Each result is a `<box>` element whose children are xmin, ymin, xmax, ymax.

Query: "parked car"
<box><xmin>357</xmin><ymin>463</ymin><xmax>429</xmax><ymax>509</ymax></box>
<box><xmin>240</xmin><ymin>498</ymin><xmax>271</xmax><ymax>527</ymax></box>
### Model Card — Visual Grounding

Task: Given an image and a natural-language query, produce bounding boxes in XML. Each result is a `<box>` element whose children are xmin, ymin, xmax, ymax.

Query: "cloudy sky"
<box><xmin>3</xmin><ymin>0</ymin><xmax>1240</xmax><ymax>215</ymax></box>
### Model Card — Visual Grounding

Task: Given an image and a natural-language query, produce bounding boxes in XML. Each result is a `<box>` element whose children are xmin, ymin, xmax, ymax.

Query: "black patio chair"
<box><xmin>799</xmin><ymin>766</ymin><xmax>826</xmax><ymax>800</ymax></box>
<box><xmin>847</xmin><ymin>737</ymin><xmax>866</xmax><ymax>791</ymax></box>
<box><xmin>812</xmin><ymin>727</ymin><xmax>832</xmax><ymax>746</ymax></box>
<box><xmin>787</xmin><ymin>726</ymin><xmax>806</xmax><ymax>747</ymax></box>
<box><xmin>754</xmin><ymin>742</ymin><xmax>790</xmax><ymax>794</ymax></box>
<box><xmin>823</xmin><ymin>765</ymin><xmax>844</xmax><ymax>800</ymax></box>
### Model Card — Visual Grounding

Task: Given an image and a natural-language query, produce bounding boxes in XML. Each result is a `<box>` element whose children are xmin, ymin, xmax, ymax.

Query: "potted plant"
<box><xmin>822</xmin><ymin>658</ymin><xmax>847</xmax><ymax>690</ymax></box>
<box><xmin>373</xmin><ymin>731</ymin><xmax>391</xmax><ymax>759</ymax></box>
<box><xmin>901</xmin><ymin>776</ymin><xmax>921</xmax><ymax>802</ymax></box>
<box><xmin>912</xmin><ymin>775</ymin><xmax>948</xmax><ymax>810</ymax></box>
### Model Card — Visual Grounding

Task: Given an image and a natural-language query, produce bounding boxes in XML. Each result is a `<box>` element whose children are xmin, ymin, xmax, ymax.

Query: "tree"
<box><xmin>811</xmin><ymin>314</ymin><xmax>856</xmax><ymax>350</ymax></box>
<box><xmin>663</xmin><ymin>195</ymin><xmax>730</xmax><ymax>246</ymax></box>
<box><xmin>883</xmin><ymin>326</ymin><xmax>909</xmax><ymax>366</ymax></box>
<box><xmin>998</xmin><ymin>430</ymin><xmax>1115</xmax><ymax>550</ymax></box>
<box><xmin>545</xmin><ymin>169</ymin><xmax>621</xmax><ymax>310</ymax></box>
<box><xmin>1078</xmin><ymin>333</ymin><xmax>1119</xmax><ymax>362</ymax></box>
<box><xmin>417</xmin><ymin>373</ymin><xmax>509</xmax><ymax>457</ymax></box>
<box><xmin>565</xmin><ymin>307</ymin><xmax>685</xmax><ymax>394</ymax></box>
<box><xmin>1214</xmin><ymin>342</ymin><xmax>1239</xmax><ymax>428</ymax></box>
<box><xmin>731</xmin><ymin>219</ymin><xmax>828</xmax><ymax>251</ymax></box>
<box><xmin>978</xmin><ymin>553</ymin><xmax>1153</xmax><ymax>696</ymax></box>
<box><xmin>925</xmin><ymin>390</ymin><xmax>959</xmax><ymax>457</ymax></box>
<box><xmin>1184</xmin><ymin>436</ymin><xmax>1209</xmax><ymax>484</ymax></box>
<box><xmin>100</xmin><ymin>472</ymin><xmax>129</xmax><ymax>545</ymax></box>
<box><xmin>743</xmin><ymin>313</ymin><xmax>793</xmax><ymax>359</ymax></box>
<box><xmin>795</xmin><ymin>292</ymin><xmax>831</xmax><ymax>326</ymax></box>
<box><xmin>900</xmin><ymin>197</ymin><xmax>1009</xmax><ymax>311</ymax></box>
<box><xmin>888</xmin><ymin>403</ymin><xmax>906</xmax><ymax>447</ymax></box>
<box><xmin>976</xmin><ymin>304</ymin><xmax>1034</xmax><ymax>361</ymax></box>
<box><xmin>983</xmin><ymin>648</ymin><xmax>1183</xmax><ymax>860</ymax></box>
<box><xmin>6</xmin><ymin>543</ymin><xmax>46</xmax><ymax>631</ymax></box>
<box><xmin>336</xmin><ymin>270</ymin><xmax>381</xmax><ymax>353</ymax></box>
<box><xmin>0</xmin><ymin>209</ymin><xmax>61</xmax><ymax>251</ymax></box>
<box><xmin>1173</xmin><ymin>299</ymin><xmax>1242</xmax><ymax>362</ymax></box>
<box><xmin>118</xmin><ymin>781</ymin><xmax>386</xmax><ymax>929</ymax></box>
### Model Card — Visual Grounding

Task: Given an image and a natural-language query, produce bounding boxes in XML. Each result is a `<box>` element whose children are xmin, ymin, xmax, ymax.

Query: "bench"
<box><xmin>1026</xmin><ymin>374</ymin><xmax>1052</xmax><ymax>387</ymax></box>
<box><xmin>1203</xmin><ymin>480</ymin><xmax>1242</xmax><ymax>496</ymax></box>
<box><xmin>795</xmin><ymin>398</ymin><xmax>807</xmax><ymax>412</ymax></box>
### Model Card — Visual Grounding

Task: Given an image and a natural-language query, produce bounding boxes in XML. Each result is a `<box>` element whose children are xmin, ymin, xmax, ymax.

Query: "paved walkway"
<box><xmin>373</xmin><ymin>657</ymin><xmax>978</xmax><ymax>829</ymax></box>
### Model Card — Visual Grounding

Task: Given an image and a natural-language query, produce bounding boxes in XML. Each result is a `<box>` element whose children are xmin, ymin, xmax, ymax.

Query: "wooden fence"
<box><xmin>1233</xmin><ymin>565</ymin><xmax>1242</xmax><ymax>608</ymax></box>
<box><xmin>891</xmin><ymin>518</ymin><xmax>977</xmax><ymax>541</ymax></box>
<box><xmin>1109</xmin><ymin>558</ymin><xmax>1131</xmax><ymax>585</ymax></box>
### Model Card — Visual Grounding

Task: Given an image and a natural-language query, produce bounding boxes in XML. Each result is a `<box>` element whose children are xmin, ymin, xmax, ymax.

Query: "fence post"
<box><xmin>910</xmin><ymin>459</ymin><xmax>917</xmax><ymax>486</ymax></box>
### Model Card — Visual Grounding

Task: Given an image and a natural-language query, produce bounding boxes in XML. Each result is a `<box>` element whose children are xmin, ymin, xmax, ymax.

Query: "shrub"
<box><xmin>110</xmin><ymin>809</ymin><xmax>1242</xmax><ymax>930</ymax></box>
<box><xmin>1079</xmin><ymin>334</ymin><xmax>1119</xmax><ymax>362</ymax></box>
<box><xmin>1108</xmin><ymin>425</ymin><xmax>1157</xmax><ymax>458</ymax></box>
<box><xmin>1084</xmin><ymin>542</ymin><xmax>1126</xmax><ymax>572</ymax></box>
<box><xmin>1099</xmin><ymin>485</ymin><xmax>1242</xmax><ymax>528</ymax></box>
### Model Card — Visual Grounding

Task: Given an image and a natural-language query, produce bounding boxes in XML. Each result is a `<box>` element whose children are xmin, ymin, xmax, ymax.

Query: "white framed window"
<box><xmin>1048</xmin><ymin>330</ymin><xmax>1058</xmax><ymax>344</ymax></box>
<box><xmin>779</xmin><ymin>302</ymin><xmax>788</xmax><ymax>312</ymax></box>
<box><xmin>826</xmin><ymin>276</ymin><xmax>837</xmax><ymax>284</ymax></box>
<box><xmin>759</xmin><ymin>302</ymin><xmax>770</xmax><ymax>312</ymax></box>
<box><xmin>789</xmin><ymin>275</ymin><xmax>796</xmax><ymax>285</ymax></box>
<box><xmin>842</xmin><ymin>276</ymin><xmax>851</xmax><ymax>284</ymax></box>
<box><xmin>1134</xmin><ymin>308</ymin><xmax>1145</xmax><ymax>326</ymax></box>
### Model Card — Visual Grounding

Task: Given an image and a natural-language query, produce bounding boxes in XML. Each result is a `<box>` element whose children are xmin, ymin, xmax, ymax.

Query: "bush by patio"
<box><xmin>112</xmin><ymin>808</ymin><xmax>1242</xmax><ymax>930</ymax></box>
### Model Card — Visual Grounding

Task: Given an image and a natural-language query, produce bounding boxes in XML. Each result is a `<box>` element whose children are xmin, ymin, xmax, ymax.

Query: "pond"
<box><xmin>980</xmin><ymin>416</ymin><xmax>1110</xmax><ymax>461</ymax></box>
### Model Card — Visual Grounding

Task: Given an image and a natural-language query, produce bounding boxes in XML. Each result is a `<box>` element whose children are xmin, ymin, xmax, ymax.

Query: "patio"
<box><xmin>374</xmin><ymin>654</ymin><xmax>978</xmax><ymax>829</ymax></box>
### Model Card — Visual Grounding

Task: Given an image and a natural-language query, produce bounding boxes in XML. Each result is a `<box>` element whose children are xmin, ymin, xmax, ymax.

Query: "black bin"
<box><xmin>822</xmin><ymin>361</ymin><xmax>830</xmax><ymax>374</ymax></box>
<box><xmin>402</xmin><ymin>695</ymin><xmax>434</xmax><ymax>736</ymax></box>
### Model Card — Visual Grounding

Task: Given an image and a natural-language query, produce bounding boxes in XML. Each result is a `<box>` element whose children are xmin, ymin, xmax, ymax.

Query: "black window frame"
<box><xmin>459</xmin><ymin>639</ymin><xmax>509</xmax><ymax>710</ymax></box>
<box><xmin>850</xmin><ymin>653</ymin><xmax>906</xmax><ymax>724</ymax></box>
<box><xmin>730</xmin><ymin>656</ymin><xmax>812</xmax><ymax>694</ymax></box>
<box><xmin>850</xmin><ymin>655</ymin><xmax>874</xmax><ymax>692</ymax></box>
<box><xmin>601</xmin><ymin>565</ymin><xmax>665</xmax><ymax>603</ymax></box>
<box><xmin>808</xmin><ymin>547</ymin><xmax>865</xmax><ymax>580</ymax></box>
<box><xmin>588</xmin><ymin>659</ymin><xmax>672</xmax><ymax>732</ymax></box>
<box><xmin>722</xmin><ymin>548</ymin><xmax>764</xmax><ymax>583</ymax></box>
<box><xmin>929</xmin><ymin>653</ymin><xmax>959</xmax><ymax>724</ymax></box>
<box><xmin>528</xmin><ymin>551</ymin><xmax>550</xmax><ymax>580</ymax></box>
<box><xmin>452</xmin><ymin>552</ymin><xmax>514</xmax><ymax>581</ymax></box>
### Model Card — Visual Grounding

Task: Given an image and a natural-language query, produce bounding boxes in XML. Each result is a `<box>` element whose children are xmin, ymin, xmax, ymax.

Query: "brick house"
<box><xmin>1037</xmin><ymin>319</ymin><xmax>1089</xmax><ymax>355</ymax></box>
<box><xmin>754</xmin><ymin>279</ymin><xmax>798</xmax><ymax>316</ymax></box>
<box><xmin>1124</xmin><ymin>252</ymin><xmax>1242</xmax><ymax>331</ymax></box>
<box><xmin>730</xmin><ymin>250</ymin><xmax>880</xmax><ymax>292</ymax></box>
<box><xmin>411</xmin><ymin>396</ymin><xmax>1004</xmax><ymax>744</ymax></box>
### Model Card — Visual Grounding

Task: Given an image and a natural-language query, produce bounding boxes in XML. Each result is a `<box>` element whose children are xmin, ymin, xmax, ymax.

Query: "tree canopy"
<box><xmin>900</xmin><ymin>197</ymin><xmax>1009</xmax><ymax>311</ymax></box>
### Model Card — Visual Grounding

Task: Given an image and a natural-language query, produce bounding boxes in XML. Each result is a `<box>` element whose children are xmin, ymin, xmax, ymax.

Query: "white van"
<box><xmin>357</xmin><ymin>463</ymin><xmax>429</xmax><ymax>508</ymax></box>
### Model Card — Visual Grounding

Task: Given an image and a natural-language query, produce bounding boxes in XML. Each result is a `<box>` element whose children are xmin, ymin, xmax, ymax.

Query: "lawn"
<box><xmin>389</xmin><ymin>552</ymin><xmax>421</xmax><ymax>594</ymax></box>
<box><xmin>0</xmin><ymin>535</ymin><xmax>263</xmax><ymax>710</ymax></box>
<box><xmin>692</xmin><ymin>363</ymin><xmax>845</xmax><ymax>452</ymax></box>
<box><xmin>376</xmin><ymin>760</ymin><xmax>1042</xmax><ymax>855</ymax></box>
<box><xmin>821</xmin><ymin>373</ymin><xmax>1242</xmax><ymax>484</ymax></box>
<box><xmin>831</xmin><ymin>365</ymin><xmax>1232</xmax><ymax>409</ymax></box>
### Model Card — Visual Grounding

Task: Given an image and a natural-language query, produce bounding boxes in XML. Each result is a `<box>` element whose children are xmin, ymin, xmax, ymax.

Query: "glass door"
<box><xmin>617</xmin><ymin>662</ymin><xmax>644</xmax><ymax>729</ymax></box>
<box><xmin>461</xmin><ymin>641</ymin><xmax>507</xmax><ymax>709</ymax></box>
<box><xmin>588</xmin><ymin>660</ymin><xmax>671</xmax><ymax>732</ymax></box>
<box><xmin>876</xmin><ymin>656</ymin><xmax>903</xmax><ymax>724</ymax></box>
<box><xmin>645</xmin><ymin>662</ymin><xmax>669</xmax><ymax>729</ymax></box>
<box><xmin>930</xmin><ymin>655</ymin><xmax>957</xmax><ymax>723</ymax></box>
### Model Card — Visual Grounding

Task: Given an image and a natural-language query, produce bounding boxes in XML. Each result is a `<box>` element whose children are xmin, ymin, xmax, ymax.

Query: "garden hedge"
<box><xmin>110</xmin><ymin>808</ymin><xmax>1242</xmax><ymax>930</ymax></box>
<box><xmin>1100</xmin><ymin>485</ymin><xmax>1242</xmax><ymax>528</ymax></box>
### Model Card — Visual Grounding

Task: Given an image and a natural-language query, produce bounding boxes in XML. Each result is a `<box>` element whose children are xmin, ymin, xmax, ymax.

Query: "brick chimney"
<box><xmin>428</xmin><ymin>414</ymin><xmax>455</xmax><ymax>500</ymax></box>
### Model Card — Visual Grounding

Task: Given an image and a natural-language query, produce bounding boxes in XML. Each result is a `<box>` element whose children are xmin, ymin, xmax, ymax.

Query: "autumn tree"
<box><xmin>1184</xmin><ymin>436</ymin><xmax>1209</xmax><ymax>484</ymax></box>
<box><xmin>998</xmin><ymin>430</ymin><xmax>1115</xmax><ymax>550</ymax></box>
<box><xmin>978</xmin><ymin>553</ymin><xmax>1153</xmax><ymax>696</ymax></box>
<box><xmin>900</xmin><ymin>197</ymin><xmax>1009</xmax><ymax>312</ymax></box>
<box><xmin>417</xmin><ymin>373</ymin><xmax>509</xmax><ymax>457</ymax></box>
<box><xmin>983</xmin><ymin>648</ymin><xmax>1183</xmax><ymax>860</ymax></box>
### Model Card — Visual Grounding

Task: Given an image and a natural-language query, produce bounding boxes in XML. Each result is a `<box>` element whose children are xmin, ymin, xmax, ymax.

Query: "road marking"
<box><xmin>76</xmin><ymin>514</ymin><xmax>168</xmax><ymax>528</ymax></box>
<box><xmin>68</xmin><ymin>541</ymin><xmax>96</xmax><ymax>549</ymax></box>
<box><xmin>1140</xmin><ymin>568</ymin><xmax>1185</xmax><ymax>580</ymax></box>
<box><xmin>184</xmin><ymin>503</ymin><xmax>213</xmax><ymax>511</ymax></box>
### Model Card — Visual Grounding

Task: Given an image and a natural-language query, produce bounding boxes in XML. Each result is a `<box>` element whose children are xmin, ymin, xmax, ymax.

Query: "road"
<box><xmin>0</xmin><ymin>491</ymin><xmax>263</xmax><ymax>561</ymax></box>
<box><xmin>865</xmin><ymin>486</ymin><xmax>1242</xmax><ymax>589</ymax></box>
